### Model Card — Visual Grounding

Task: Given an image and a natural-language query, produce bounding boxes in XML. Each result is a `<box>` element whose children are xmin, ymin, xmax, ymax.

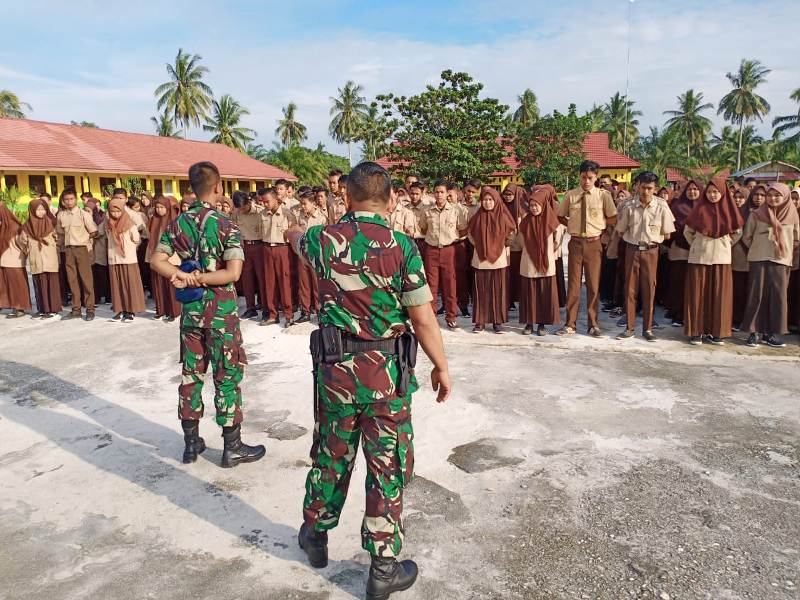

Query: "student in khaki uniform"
<box><xmin>666</xmin><ymin>180</ymin><xmax>701</xmax><ymax>326</ymax></box>
<box><xmin>88</xmin><ymin>201</ymin><xmax>112</xmax><ymax>305</ymax></box>
<box><xmin>420</xmin><ymin>180</ymin><xmax>468</xmax><ymax>329</ymax></box>
<box><xmin>0</xmin><ymin>203</ymin><xmax>31</xmax><ymax>317</ymax></box>
<box><xmin>683</xmin><ymin>177</ymin><xmax>744</xmax><ymax>345</ymax></box>
<box><xmin>105</xmin><ymin>197</ymin><xmax>146</xmax><ymax>321</ymax></box>
<box><xmin>789</xmin><ymin>188</ymin><xmax>800</xmax><ymax>332</ymax></box>
<box><xmin>125</xmin><ymin>192</ymin><xmax>151</xmax><ymax>294</ymax></box>
<box><xmin>259</xmin><ymin>187</ymin><xmax>297</xmax><ymax>327</ymax></box>
<box><xmin>55</xmin><ymin>187</ymin><xmax>98</xmax><ymax>321</ymax></box>
<box><xmin>313</xmin><ymin>186</ymin><xmax>328</xmax><ymax>214</ymax></box>
<box><xmin>19</xmin><ymin>198</ymin><xmax>62</xmax><ymax>318</ymax></box>
<box><xmin>295</xmin><ymin>191</ymin><xmax>328</xmax><ymax>322</ymax></box>
<box><xmin>740</xmin><ymin>183</ymin><xmax>800</xmax><ymax>348</ymax></box>
<box><xmin>448</xmin><ymin>184</ymin><xmax>473</xmax><ymax>317</ymax></box>
<box><xmin>730</xmin><ymin>188</ymin><xmax>752</xmax><ymax>329</ymax></box>
<box><xmin>233</xmin><ymin>190</ymin><xmax>265</xmax><ymax>320</ymax></box>
<box><xmin>327</xmin><ymin>176</ymin><xmax>348</xmax><ymax>224</ymax></box>
<box><xmin>556</xmin><ymin>160</ymin><xmax>617</xmax><ymax>337</ymax></box>
<box><xmin>387</xmin><ymin>188</ymin><xmax>417</xmax><ymax>235</ymax></box>
<box><xmin>457</xmin><ymin>180</ymin><xmax>481</xmax><ymax>316</ymax></box>
<box><xmin>468</xmin><ymin>187</ymin><xmax>516</xmax><ymax>333</ymax></box>
<box><xmin>406</xmin><ymin>182</ymin><xmax>428</xmax><ymax>253</ymax></box>
<box><xmin>146</xmin><ymin>196</ymin><xmax>182</xmax><ymax>322</ymax></box>
<box><xmin>501</xmin><ymin>183</ymin><xmax>527</xmax><ymax>310</ymax></box>
<box><xmin>615</xmin><ymin>172</ymin><xmax>676</xmax><ymax>341</ymax></box>
<box><xmin>517</xmin><ymin>185</ymin><xmax>563</xmax><ymax>336</ymax></box>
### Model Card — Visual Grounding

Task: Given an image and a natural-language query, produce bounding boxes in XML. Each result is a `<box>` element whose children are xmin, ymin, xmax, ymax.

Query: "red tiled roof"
<box><xmin>581</xmin><ymin>133</ymin><xmax>640</xmax><ymax>169</ymax></box>
<box><xmin>0</xmin><ymin>117</ymin><xmax>296</xmax><ymax>181</ymax></box>
<box><xmin>666</xmin><ymin>167</ymin><xmax>731</xmax><ymax>182</ymax></box>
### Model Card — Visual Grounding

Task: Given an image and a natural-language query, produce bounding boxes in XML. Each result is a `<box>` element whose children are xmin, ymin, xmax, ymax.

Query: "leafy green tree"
<box><xmin>514</xmin><ymin>104</ymin><xmax>590</xmax><ymax>190</ymax></box>
<box><xmin>717</xmin><ymin>58</ymin><xmax>771</xmax><ymax>170</ymax></box>
<box><xmin>355</xmin><ymin>103</ymin><xmax>392</xmax><ymax>161</ymax></box>
<box><xmin>70</xmin><ymin>120</ymin><xmax>97</xmax><ymax>128</ymax></box>
<box><xmin>154</xmin><ymin>48</ymin><xmax>214</xmax><ymax>139</ymax></box>
<box><xmin>329</xmin><ymin>81</ymin><xmax>368</xmax><ymax>166</ymax></box>
<box><xmin>603</xmin><ymin>92</ymin><xmax>641</xmax><ymax>153</ymax></box>
<box><xmin>202</xmin><ymin>94</ymin><xmax>256</xmax><ymax>152</ymax></box>
<box><xmin>275</xmin><ymin>102</ymin><xmax>307</xmax><ymax>147</ymax></box>
<box><xmin>584</xmin><ymin>104</ymin><xmax>606</xmax><ymax>132</ymax></box>
<box><xmin>377</xmin><ymin>70</ymin><xmax>508</xmax><ymax>182</ymax></box>
<box><xmin>0</xmin><ymin>90</ymin><xmax>31</xmax><ymax>118</ymax></box>
<box><xmin>710</xmin><ymin>125</ymin><xmax>763</xmax><ymax>169</ymax></box>
<box><xmin>772</xmin><ymin>87</ymin><xmax>800</xmax><ymax>144</ymax></box>
<box><xmin>512</xmin><ymin>89</ymin><xmax>539</xmax><ymax>128</ymax></box>
<box><xmin>631</xmin><ymin>126</ymin><xmax>687</xmax><ymax>183</ymax></box>
<box><xmin>663</xmin><ymin>89</ymin><xmax>714</xmax><ymax>158</ymax></box>
<box><xmin>246</xmin><ymin>143</ymin><xmax>271</xmax><ymax>162</ymax></box>
<box><xmin>150</xmin><ymin>110</ymin><xmax>182</xmax><ymax>137</ymax></box>
<box><xmin>259</xmin><ymin>144</ymin><xmax>348</xmax><ymax>187</ymax></box>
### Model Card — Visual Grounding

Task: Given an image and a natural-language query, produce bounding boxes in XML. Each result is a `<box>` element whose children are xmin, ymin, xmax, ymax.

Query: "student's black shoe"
<box><xmin>181</xmin><ymin>419</ymin><xmax>206</xmax><ymax>464</ymax></box>
<box><xmin>745</xmin><ymin>333</ymin><xmax>759</xmax><ymax>347</ymax></box>
<box><xmin>537</xmin><ymin>324</ymin><xmax>548</xmax><ymax>336</ymax></box>
<box><xmin>43</xmin><ymin>313</ymin><xmax>56</xmax><ymax>319</ymax></box>
<box><xmin>522</xmin><ymin>324</ymin><xmax>533</xmax><ymax>335</ymax></box>
<box><xmin>259</xmin><ymin>317</ymin><xmax>278</xmax><ymax>326</ymax></box>
<box><xmin>508</xmin><ymin>302</ymin><xmax>516</xmax><ymax>312</ymax></box>
<box><xmin>459</xmin><ymin>306</ymin><xmax>470</xmax><ymax>317</ymax></box>
<box><xmin>34</xmin><ymin>312</ymin><xmax>45</xmax><ymax>319</ymax></box>
<box><xmin>112</xmin><ymin>312</ymin><xmax>123</xmax><ymax>321</ymax></box>
<box><xmin>445</xmin><ymin>320</ymin><xmax>459</xmax><ymax>329</ymax></box>
<box><xmin>297</xmin><ymin>522</ymin><xmax>328</xmax><ymax>568</ymax></box>
<box><xmin>84</xmin><ymin>311</ymin><xmax>95</xmax><ymax>322</ymax></box>
<box><xmin>689</xmin><ymin>335</ymin><xmax>703</xmax><ymax>345</ymax></box>
<box><xmin>241</xmin><ymin>308</ymin><xmax>259</xmax><ymax>319</ymax></box>
<box><xmin>63</xmin><ymin>310</ymin><xmax>82</xmax><ymax>320</ymax></box>
<box><xmin>6</xmin><ymin>309</ymin><xmax>23</xmax><ymax>319</ymax></box>
<box><xmin>123</xmin><ymin>313</ymin><xmax>134</xmax><ymax>322</ymax></box>
<box><xmin>601</xmin><ymin>302</ymin><xmax>615</xmax><ymax>313</ymax></box>
<box><xmin>221</xmin><ymin>425</ymin><xmax>266</xmax><ymax>468</ymax></box>
<box><xmin>663</xmin><ymin>309</ymin><xmax>674</xmax><ymax>320</ymax></box>
<box><xmin>617</xmin><ymin>329</ymin><xmax>635</xmax><ymax>339</ymax></box>
<box><xmin>163</xmin><ymin>316</ymin><xmax>175</xmax><ymax>323</ymax></box>
<box><xmin>706</xmin><ymin>335</ymin><xmax>725</xmax><ymax>346</ymax></box>
<box><xmin>492</xmin><ymin>324</ymin><xmax>505</xmax><ymax>334</ymax></box>
<box><xmin>366</xmin><ymin>557</ymin><xmax>418</xmax><ymax>600</ymax></box>
<box><xmin>436</xmin><ymin>305</ymin><xmax>445</xmax><ymax>315</ymax></box>
<box><xmin>588</xmin><ymin>326</ymin><xmax>604</xmax><ymax>338</ymax></box>
<box><xmin>472</xmin><ymin>324</ymin><xmax>484</xmax><ymax>333</ymax></box>
<box><xmin>671</xmin><ymin>319</ymin><xmax>683</xmax><ymax>327</ymax></box>
<box><xmin>296</xmin><ymin>312</ymin><xmax>310</xmax><ymax>323</ymax></box>
<box><xmin>643</xmin><ymin>330</ymin><xmax>657</xmax><ymax>342</ymax></box>
<box><xmin>764</xmin><ymin>334</ymin><xmax>786</xmax><ymax>348</ymax></box>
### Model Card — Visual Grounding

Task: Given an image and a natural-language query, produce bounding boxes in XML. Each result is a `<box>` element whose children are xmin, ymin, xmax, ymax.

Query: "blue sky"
<box><xmin>2</xmin><ymin>1</ymin><xmax>796</xmax><ymax>158</ymax></box>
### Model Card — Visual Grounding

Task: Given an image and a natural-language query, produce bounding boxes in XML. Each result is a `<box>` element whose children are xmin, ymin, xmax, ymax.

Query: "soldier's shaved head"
<box><xmin>188</xmin><ymin>161</ymin><xmax>221</xmax><ymax>199</ymax></box>
<box><xmin>347</xmin><ymin>162</ymin><xmax>391</xmax><ymax>206</ymax></box>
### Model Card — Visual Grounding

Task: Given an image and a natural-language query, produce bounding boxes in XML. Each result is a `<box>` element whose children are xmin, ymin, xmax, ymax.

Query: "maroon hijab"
<box><xmin>147</xmin><ymin>196</ymin><xmax>179</xmax><ymax>255</ymax></box>
<box><xmin>519</xmin><ymin>186</ymin><xmax>561</xmax><ymax>273</ymax></box>
<box><xmin>752</xmin><ymin>183</ymin><xmax>799</xmax><ymax>259</ymax></box>
<box><xmin>684</xmin><ymin>177</ymin><xmax>744</xmax><ymax>239</ymax></box>
<box><xmin>0</xmin><ymin>203</ymin><xmax>22</xmax><ymax>257</ymax></box>
<box><xmin>501</xmin><ymin>183</ymin><xmax>528</xmax><ymax>221</ymax></box>
<box><xmin>22</xmin><ymin>198</ymin><xmax>55</xmax><ymax>250</ymax></box>
<box><xmin>468</xmin><ymin>187</ymin><xmax>517</xmax><ymax>263</ymax></box>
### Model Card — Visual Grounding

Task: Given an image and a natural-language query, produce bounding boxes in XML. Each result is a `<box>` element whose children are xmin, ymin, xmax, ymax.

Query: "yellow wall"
<box><xmin>599</xmin><ymin>168</ymin><xmax>633</xmax><ymax>184</ymax></box>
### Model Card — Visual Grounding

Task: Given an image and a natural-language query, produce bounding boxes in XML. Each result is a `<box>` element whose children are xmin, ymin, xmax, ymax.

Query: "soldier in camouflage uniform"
<box><xmin>150</xmin><ymin>161</ymin><xmax>266</xmax><ymax>469</ymax></box>
<box><xmin>286</xmin><ymin>162</ymin><xmax>451</xmax><ymax>600</ymax></box>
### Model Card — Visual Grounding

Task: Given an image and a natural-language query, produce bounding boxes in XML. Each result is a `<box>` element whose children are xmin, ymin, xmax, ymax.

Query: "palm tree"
<box><xmin>633</xmin><ymin>126</ymin><xmax>687</xmax><ymax>181</ymax></box>
<box><xmin>150</xmin><ymin>110</ymin><xmax>182</xmax><ymax>138</ymax></box>
<box><xmin>246</xmin><ymin>143</ymin><xmax>271</xmax><ymax>162</ymax></box>
<box><xmin>710</xmin><ymin>125</ymin><xmax>763</xmax><ymax>168</ymax></box>
<box><xmin>202</xmin><ymin>94</ymin><xmax>256</xmax><ymax>152</ymax></box>
<box><xmin>584</xmin><ymin>104</ymin><xmax>606</xmax><ymax>132</ymax></box>
<box><xmin>772</xmin><ymin>87</ymin><xmax>800</xmax><ymax>144</ymax></box>
<box><xmin>329</xmin><ymin>80</ymin><xmax>368</xmax><ymax>166</ymax></box>
<box><xmin>70</xmin><ymin>120</ymin><xmax>97</xmax><ymax>128</ymax></box>
<box><xmin>717</xmin><ymin>59</ymin><xmax>771</xmax><ymax>170</ymax></box>
<box><xmin>0</xmin><ymin>90</ymin><xmax>31</xmax><ymax>118</ymax></box>
<box><xmin>154</xmin><ymin>48</ymin><xmax>214</xmax><ymax>139</ymax></box>
<box><xmin>603</xmin><ymin>92</ymin><xmax>642</xmax><ymax>153</ymax></box>
<box><xmin>275</xmin><ymin>102</ymin><xmax>308</xmax><ymax>147</ymax></box>
<box><xmin>663</xmin><ymin>89</ymin><xmax>714</xmax><ymax>158</ymax></box>
<box><xmin>357</xmin><ymin>104</ymin><xmax>388</xmax><ymax>161</ymax></box>
<box><xmin>512</xmin><ymin>89</ymin><xmax>539</xmax><ymax>128</ymax></box>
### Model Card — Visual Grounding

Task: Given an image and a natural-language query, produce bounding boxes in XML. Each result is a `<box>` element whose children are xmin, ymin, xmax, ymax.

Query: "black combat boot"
<box><xmin>365</xmin><ymin>556</ymin><xmax>418</xmax><ymax>600</ymax></box>
<box><xmin>297</xmin><ymin>522</ymin><xmax>328</xmax><ymax>568</ymax></box>
<box><xmin>181</xmin><ymin>419</ymin><xmax>206</xmax><ymax>464</ymax></box>
<box><xmin>220</xmin><ymin>425</ymin><xmax>266</xmax><ymax>468</ymax></box>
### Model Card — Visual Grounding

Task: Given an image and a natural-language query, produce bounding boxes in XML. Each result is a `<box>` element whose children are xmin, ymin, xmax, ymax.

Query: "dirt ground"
<box><xmin>0</xmin><ymin>298</ymin><xmax>798</xmax><ymax>600</ymax></box>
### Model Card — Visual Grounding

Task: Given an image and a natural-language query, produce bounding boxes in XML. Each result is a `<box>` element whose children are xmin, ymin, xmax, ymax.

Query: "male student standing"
<box><xmin>556</xmin><ymin>160</ymin><xmax>617</xmax><ymax>337</ymax></box>
<box><xmin>55</xmin><ymin>187</ymin><xmax>98</xmax><ymax>321</ymax></box>
<box><xmin>233</xmin><ymin>190</ymin><xmax>264</xmax><ymax>319</ymax></box>
<box><xmin>615</xmin><ymin>172</ymin><xmax>675</xmax><ymax>341</ymax></box>
<box><xmin>259</xmin><ymin>187</ymin><xmax>297</xmax><ymax>327</ymax></box>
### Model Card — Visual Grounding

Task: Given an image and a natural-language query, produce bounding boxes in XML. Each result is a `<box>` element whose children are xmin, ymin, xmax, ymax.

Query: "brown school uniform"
<box><xmin>558</xmin><ymin>186</ymin><xmax>617</xmax><ymax>329</ymax></box>
<box><xmin>91</xmin><ymin>225</ymin><xmax>111</xmax><ymax>303</ymax></box>
<box><xmin>260</xmin><ymin>206</ymin><xmax>297</xmax><ymax>321</ymax></box>
<box><xmin>128</xmin><ymin>208</ymin><xmax>150</xmax><ymax>292</ymax></box>
<box><xmin>387</xmin><ymin>204</ymin><xmax>417</xmax><ymax>236</ymax></box>
<box><xmin>740</xmin><ymin>215</ymin><xmax>800</xmax><ymax>335</ymax></box>
<box><xmin>105</xmin><ymin>222</ymin><xmax>146</xmax><ymax>314</ymax></box>
<box><xmin>730</xmin><ymin>230</ymin><xmax>749</xmax><ymax>326</ymax></box>
<box><xmin>145</xmin><ymin>236</ymin><xmax>181</xmax><ymax>319</ymax></box>
<box><xmin>0</xmin><ymin>237</ymin><xmax>31</xmax><ymax>311</ymax></box>
<box><xmin>616</xmin><ymin>197</ymin><xmax>676</xmax><ymax>332</ymax></box>
<box><xmin>517</xmin><ymin>228</ymin><xmax>563</xmax><ymax>326</ymax></box>
<box><xmin>683</xmin><ymin>228</ymin><xmax>735</xmax><ymax>338</ymax></box>
<box><xmin>55</xmin><ymin>206</ymin><xmax>97</xmax><ymax>312</ymax></box>
<box><xmin>420</xmin><ymin>202</ymin><xmax>467</xmax><ymax>322</ymax></box>
<box><xmin>19</xmin><ymin>230</ymin><xmax>61</xmax><ymax>314</ymax></box>
<box><xmin>789</xmin><ymin>239</ymin><xmax>800</xmax><ymax>329</ymax></box>
<box><xmin>236</xmin><ymin>203</ymin><xmax>265</xmax><ymax>312</ymax></box>
<box><xmin>296</xmin><ymin>206</ymin><xmax>327</xmax><ymax>314</ymax></box>
<box><xmin>406</xmin><ymin>201</ymin><xmax>428</xmax><ymax>253</ymax></box>
<box><xmin>454</xmin><ymin>203</ymin><xmax>476</xmax><ymax>314</ymax></box>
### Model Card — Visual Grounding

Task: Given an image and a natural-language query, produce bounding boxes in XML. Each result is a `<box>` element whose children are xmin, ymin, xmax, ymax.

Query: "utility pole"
<box><xmin>623</xmin><ymin>0</ymin><xmax>634</xmax><ymax>155</ymax></box>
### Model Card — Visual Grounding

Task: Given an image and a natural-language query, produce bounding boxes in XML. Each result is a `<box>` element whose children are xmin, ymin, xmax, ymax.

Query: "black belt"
<box><xmin>628</xmin><ymin>241</ymin><xmax>659</xmax><ymax>250</ymax></box>
<box><xmin>65</xmin><ymin>245</ymin><xmax>87</xmax><ymax>248</ymax></box>
<box><xmin>342</xmin><ymin>334</ymin><xmax>400</xmax><ymax>354</ymax></box>
<box><xmin>243</xmin><ymin>240</ymin><xmax>263</xmax><ymax>245</ymax></box>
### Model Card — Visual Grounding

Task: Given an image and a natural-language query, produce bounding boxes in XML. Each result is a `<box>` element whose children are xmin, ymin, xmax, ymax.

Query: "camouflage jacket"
<box><xmin>296</xmin><ymin>211</ymin><xmax>433</xmax><ymax>403</ymax></box>
<box><xmin>155</xmin><ymin>201</ymin><xmax>245</xmax><ymax>330</ymax></box>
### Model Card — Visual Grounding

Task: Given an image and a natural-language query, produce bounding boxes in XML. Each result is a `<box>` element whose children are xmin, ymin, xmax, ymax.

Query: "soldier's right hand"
<box><xmin>431</xmin><ymin>367</ymin><xmax>451</xmax><ymax>403</ymax></box>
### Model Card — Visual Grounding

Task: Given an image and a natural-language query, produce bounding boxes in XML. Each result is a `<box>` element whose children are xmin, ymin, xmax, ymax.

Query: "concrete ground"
<box><xmin>0</xmin><ymin>296</ymin><xmax>798</xmax><ymax>600</ymax></box>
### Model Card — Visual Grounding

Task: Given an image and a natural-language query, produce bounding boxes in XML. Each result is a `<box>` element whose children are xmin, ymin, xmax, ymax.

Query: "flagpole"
<box><xmin>623</xmin><ymin>0</ymin><xmax>634</xmax><ymax>155</ymax></box>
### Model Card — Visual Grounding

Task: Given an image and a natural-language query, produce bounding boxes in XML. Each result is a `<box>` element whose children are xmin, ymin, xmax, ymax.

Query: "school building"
<box><xmin>0</xmin><ymin>117</ymin><xmax>295</xmax><ymax>203</ymax></box>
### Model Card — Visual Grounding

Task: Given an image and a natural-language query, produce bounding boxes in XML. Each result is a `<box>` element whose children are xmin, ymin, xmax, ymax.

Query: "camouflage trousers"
<box><xmin>303</xmin><ymin>394</ymin><xmax>414</xmax><ymax>558</ymax></box>
<box><xmin>178</xmin><ymin>325</ymin><xmax>247</xmax><ymax>427</ymax></box>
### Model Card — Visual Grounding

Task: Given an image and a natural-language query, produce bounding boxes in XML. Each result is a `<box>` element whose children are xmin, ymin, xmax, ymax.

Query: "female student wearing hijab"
<box><xmin>83</xmin><ymin>197</ymin><xmax>111</xmax><ymax>304</ymax></box>
<box><xmin>104</xmin><ymin>197</ymin><xmax>146</xmax><ymax>321</ymax></box>
<box><xmin>146</xmin><ymin>196</ymin><xmax>182</xmax><ymax>322</ymax></box>
<box><xmin>517</xmin><ymin>185</ymin><xmax>563</xmax><ymax>335</ymax></box>
<box><xmin>789</xmin><ymin>188</ymin><xmax>800</xmax><ymax>332</ymax></box>
<box><xmin>19</xmin><ymin>198</ymin><xmax>61</xmax><ymax>317</ymax></box>
<box><xmin>666</xmin><ymin>180</ymin><xmax>702</xmax><ymax>327</ymax></box>
<box><xmin>730</xmin><ymin>187</ymin><xmax>752</xmax><ymax>329</ymax></box>
<box><xmin>740</xmin><ymin>183</ymin><xmax>800</xmax><ymax>347</ymax></box>
<box><xmin>683</xmin><ymin>177</ymin><xmax>744</xmax><ymax>345</ymax></box>
<box><xmin>501</xmin><ymin>183</ymin><xmax>527</xmax><ymax>310</ymax></box>
<box><xmin>0</xmin><ymin>203</ymin><xmax>31</xmax><ymax>317</ymax></box>
<box><xmin>468</xmin><ymin>186</ymin><xmax>517</xmax><ymax>333</ymax></box>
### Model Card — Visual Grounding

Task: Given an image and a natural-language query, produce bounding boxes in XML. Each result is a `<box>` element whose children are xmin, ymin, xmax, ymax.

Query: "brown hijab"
<box><xmin>147</xmin><ymin>196</ymin><xmax>179</xmax><ymax>255</ymax></box>
<box><xmin>84</xmin><ymin>197</ymin><xmax>105</xmax><ymax>226</ymax></box>
<box><xmin>0</xmin><ymin>203</ymin><xmax>22</xmax><ymax>257</ymax></box>
<box><xmin>733</xmin><ymin>187</ymin><xmax>752</xmax><ymax>222</ymax></box>
<box><xmin>502</xmin><ymin>183</ymin><xmax>528</xmax><ymax>221</ymax></box>
<box><xmin>684</xmin><ymin>177</ymin><xmax>744</xmax><ymax>239</ymax></box>
<box><xmin>752</xmin><ymin>183</ymin><xmax>799</xmax><ymax>260</ymax></box>
<box><xmin>22</xmin><ymin>198</ymin><xmax>55</xmax><ymax>250</ymax></box>
<box><xmin>468</xmin><ymin>186</ymin><xmax>517</xmax><ymax>263</ymax></box>
<box><xmin>519</xmin><ymin>186</ymin><xmax>561</xmax><ymax>273</ymax></box>
<box><xmin>105</xmin><ymin>197</ymin><xmax>136</xmax><ymax>257</ymax></box>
